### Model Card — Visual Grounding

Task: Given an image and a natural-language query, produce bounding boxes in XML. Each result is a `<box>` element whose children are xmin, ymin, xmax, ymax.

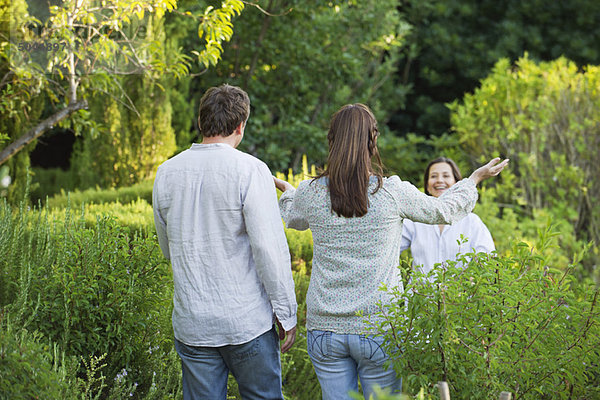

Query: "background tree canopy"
<box><xmin>391</xmin><ymin>0</ymin><xmax>600</xmax><ymax>137</ymax></box>
<box><xmin>2</xmin><ymin>0</ymin><xmax>599</xmax><ymax>188</ymax></box>
<box><xmin>167</xmin><ymin>0</ymin><xmax>411</xmax><ymax>172</ymax></box>
<box><xmin>1</xmin><ymin>0</ymin><xmax>599</xmax><ymax>272</ymax></box>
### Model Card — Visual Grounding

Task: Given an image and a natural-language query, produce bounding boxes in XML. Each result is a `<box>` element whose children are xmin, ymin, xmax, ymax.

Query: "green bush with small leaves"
<box><xmin>370</xmin><ymin>225</ymin><xmax>600</xmax><ymax>400</ymax></box>
<box><xmin>46</xmin><ymin>180</ymin><xmax>153</xmax><ymax>208</ymax></box>
<box><xmin>0</xmin><ymin>199</ymin><xmax>175</xmax><ymax>397</ymax></box>
<box><xmin>0</xmin><ymin>324</ymin><xmax>78</xmax><ymax>400</ymax></box>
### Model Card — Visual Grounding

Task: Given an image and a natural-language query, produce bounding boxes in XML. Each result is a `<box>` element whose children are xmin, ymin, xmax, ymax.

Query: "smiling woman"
<box><xmin>424</xmin><ymin>157</ymin><xmax>462</xmax><ymax>198</ymax></box>
<box><xmin>401</xmin><ymin>157</ymin><xmax>496</xmax><ymax>282</ymax></box>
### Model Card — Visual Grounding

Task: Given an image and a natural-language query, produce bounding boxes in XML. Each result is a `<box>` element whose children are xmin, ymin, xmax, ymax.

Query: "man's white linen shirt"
<box><xmin>400</xmin><ymin>213</ymin><xmax>495</xmax><ymax>280</ymax></box>
<box><xmin>153</xmin><ymin>143</ymin><xmax>297</xmax><ymax>347</ymax></box>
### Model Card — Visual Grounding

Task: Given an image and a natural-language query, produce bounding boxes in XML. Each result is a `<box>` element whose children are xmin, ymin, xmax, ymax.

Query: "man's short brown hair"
<box><xmin>198</xmin><ymin>84</ymin><xmax>250</xmax><ymax>137</ymax></box>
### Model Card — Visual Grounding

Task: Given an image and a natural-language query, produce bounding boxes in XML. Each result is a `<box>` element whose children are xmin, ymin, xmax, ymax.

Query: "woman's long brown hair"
<box><xmin>314</xmin><ymin>104</ymin><xmax>384</xmax><ymax>218</ymax></box>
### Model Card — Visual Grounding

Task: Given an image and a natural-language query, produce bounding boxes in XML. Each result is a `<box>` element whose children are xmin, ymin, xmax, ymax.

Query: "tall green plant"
<box><xmin>370</xmin><ymin>226</ymin><xmax>600</xmax><ymax>399</ymax></box>
<box><xmin>0</xmin><ymin>199</ymin><xmax>173</xmax><ymax>395</ymax></box>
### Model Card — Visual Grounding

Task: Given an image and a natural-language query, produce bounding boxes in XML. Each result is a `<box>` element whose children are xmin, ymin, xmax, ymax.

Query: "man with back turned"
<box><xmin>153</xmin><ymin>84</ymin><xmax>297</xmax><ymax>399</ymax></box>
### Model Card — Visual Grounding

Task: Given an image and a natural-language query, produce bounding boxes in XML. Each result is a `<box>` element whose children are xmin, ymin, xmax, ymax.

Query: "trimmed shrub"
<box><xmin>46</xmin><ymin>180</ymin><xmax>153</xmax><ymax>208</ymax></box>
<box><xmin>48</xmin><ymin>198</ymin><xmax>155</xmax><ymax>236</ymax></box>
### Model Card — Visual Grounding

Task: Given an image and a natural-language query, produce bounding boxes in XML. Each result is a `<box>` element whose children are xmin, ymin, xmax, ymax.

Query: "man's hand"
<box><xmin>276</xmin><ymin>318</ymin><xmax>297</xmax><ymax>353</ymax></box>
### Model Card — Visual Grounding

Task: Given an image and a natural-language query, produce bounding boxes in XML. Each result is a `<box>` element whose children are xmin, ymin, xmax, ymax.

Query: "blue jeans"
<box><xmin>174</xmin><ymin>326</ymin><xmax>283</xmax><ymax>400</ymax></box>
<box><xmin>307</xmin><ymin>330</ymin><xmax>401</xmax><ymax>400</ymax></box>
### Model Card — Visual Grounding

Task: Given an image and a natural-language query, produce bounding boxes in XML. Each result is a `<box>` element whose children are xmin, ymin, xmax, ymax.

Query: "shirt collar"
<box><xmin>190</xmin><ymin>143</ymin><xmax>233</xmax><ymax>150</ymax></box>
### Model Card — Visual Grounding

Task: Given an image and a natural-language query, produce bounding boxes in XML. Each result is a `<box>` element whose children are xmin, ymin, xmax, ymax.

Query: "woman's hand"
<box><xmin>273</xmin><ymin>176</ymin><xmax>295</xmax><ymax>192</ymax></box>
<box><xmin>468</xmin><ymin>158</ymin><xmax>510</xmax><ymax>185</ymax></box>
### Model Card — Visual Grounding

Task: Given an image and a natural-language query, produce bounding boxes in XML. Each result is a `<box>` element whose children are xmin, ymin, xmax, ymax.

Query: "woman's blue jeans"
<box><xmin>307</xmin><ymin>330</ymin><xmax>401</xmax><ymax>400</ymax></box>
<box><xmin>174</xmin><ymin>326</ymin><xmax>283</xmax><ymax>400</ymax></box>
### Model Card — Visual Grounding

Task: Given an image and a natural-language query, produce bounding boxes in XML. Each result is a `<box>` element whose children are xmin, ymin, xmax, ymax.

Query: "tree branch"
<box><xmin>0</xmin><ymin>100</ymin><xmax>88</xmax><ymax>166</ymax></box>
<box><xmin>243</xmin><ymin>0</ymin><xmax>274</xmax><ymax>89</ymax></box>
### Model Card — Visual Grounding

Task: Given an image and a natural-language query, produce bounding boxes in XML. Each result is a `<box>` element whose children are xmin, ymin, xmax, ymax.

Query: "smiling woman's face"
<box><xmin>427</xmin><ymin>162</ymin><xmax>457</xmax><ymax>198</ymax></box>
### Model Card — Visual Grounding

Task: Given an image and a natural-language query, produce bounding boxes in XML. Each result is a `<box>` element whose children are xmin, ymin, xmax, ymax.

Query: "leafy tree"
<box><xmin>69</xmin><ymin>14</ymin><xmax>177</xmax><ymax>189</ymax></box>
<box><xmin>0</xmin><ymin>0</ymin><xmax>44</xmax><ymax>201</ymax></box>
<box><xmin>392</xmin><ymin>0</ymin><xmax>600</xmax><ymax>137</ymax></box>
<box><xmin>0</xmin><ymin>0</ymin><xmax>244</xmax><ymax>197</ymax></box>
<box><xmin>449</xmin><ymin>55</ymin><xmax>600</xmax><ymax>275</ymax></box>
<box><xmin>178</xmin><ymin>0</ymin><xmax>411</xmax><ymax>171</ymax></box>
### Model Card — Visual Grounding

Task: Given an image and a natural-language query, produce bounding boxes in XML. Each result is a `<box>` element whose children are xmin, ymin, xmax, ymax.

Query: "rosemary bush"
<box><xmin>0</xmin><ymin>199</ymin><xmax>176</xmax><ymax>397</ymax></box>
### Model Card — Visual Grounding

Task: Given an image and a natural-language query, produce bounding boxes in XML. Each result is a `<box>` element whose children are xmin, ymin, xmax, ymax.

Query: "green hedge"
<box><xmin>46</xmin><ymin>180</ymin><xmax>153</xmax><ymax>208</ymax></box>
<box><xmin>47</xmin><ymin>198</ymin><xmax>155</xmax><ymax>236</ymax></box>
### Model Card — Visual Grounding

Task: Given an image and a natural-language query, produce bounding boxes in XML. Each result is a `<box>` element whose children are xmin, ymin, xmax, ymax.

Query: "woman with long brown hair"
<box><xmin>274</xmin><ymin>103</ymin><xmax>508</xmax><ymax>399</ymax></box>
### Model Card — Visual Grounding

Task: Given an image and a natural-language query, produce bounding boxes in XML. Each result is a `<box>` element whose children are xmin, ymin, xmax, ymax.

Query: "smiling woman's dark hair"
<box><xmin>423</xmin><ymin>157</ymin><xmax>462</xmax><ymax>195</ymax></box>
<box><xmin>314</xmin><ymin>103</ymin><xmax>384</xmax><ymax>218</ymax></box>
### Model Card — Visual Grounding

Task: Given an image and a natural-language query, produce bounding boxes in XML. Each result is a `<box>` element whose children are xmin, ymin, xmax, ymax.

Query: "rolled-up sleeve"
<box><xmin>243</xmin><ymin>164</ymin><xmax>298</xmax><ymax>331</ymax></box>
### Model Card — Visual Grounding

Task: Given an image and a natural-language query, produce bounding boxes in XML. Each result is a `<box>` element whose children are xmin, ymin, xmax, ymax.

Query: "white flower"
<box><xmin>0</xmin><ymin>175</ymin><xmax>10</xmax><ymax>188</ymax></box>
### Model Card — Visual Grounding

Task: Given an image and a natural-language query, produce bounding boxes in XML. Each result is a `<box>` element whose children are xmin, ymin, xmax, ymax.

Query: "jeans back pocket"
<box><xmin>360</xmin><ymin>335</ymin><xmax>388</xmax><ymax>366</ymax></box>
<box><xmin>306</xmin><ymin>330</ymin><xmax>332</xmax><ymax>362</ymax></box>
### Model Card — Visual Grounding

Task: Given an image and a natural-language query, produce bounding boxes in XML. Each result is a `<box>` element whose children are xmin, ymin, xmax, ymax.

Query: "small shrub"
<box><xmin>370</xmin><ymin>225</ymin><xmax>600</xmax><ymax>399</ymax></box>
<box><xmin>0</xmin><ymin>319</ymin><xmax>81</xmax><ymax>400</ymax></box>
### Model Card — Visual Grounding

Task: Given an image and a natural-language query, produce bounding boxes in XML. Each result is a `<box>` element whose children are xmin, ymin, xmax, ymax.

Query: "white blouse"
<box><xmin>400</xmin><ymin>213</ymin><xmax>495</xmax><ymax>281</ymax></box>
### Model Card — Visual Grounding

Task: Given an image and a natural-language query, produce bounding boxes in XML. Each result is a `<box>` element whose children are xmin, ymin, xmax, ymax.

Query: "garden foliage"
<box><xmin>370</xmin><ymin>226</ymin><xmax>600</xmax><ymax>400</ymax></box>
<box><xmin>0</xmin><ymin>195</ymin><xmax>319</xmax><ymax>399</ymax></box>
<box><xmin>45</xmin><ymin>180</ymin><xmax>153</xmax><ymax>208</ymax></box>
<box><xmin>450</xmin><ymin>55</ymin><xmax>600</xmax><ymax>277</ymax></box>
<box><xmin>0</xmin><ymin>199</ymin><xmax>180</xmax><ymax>398</ymax></box>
